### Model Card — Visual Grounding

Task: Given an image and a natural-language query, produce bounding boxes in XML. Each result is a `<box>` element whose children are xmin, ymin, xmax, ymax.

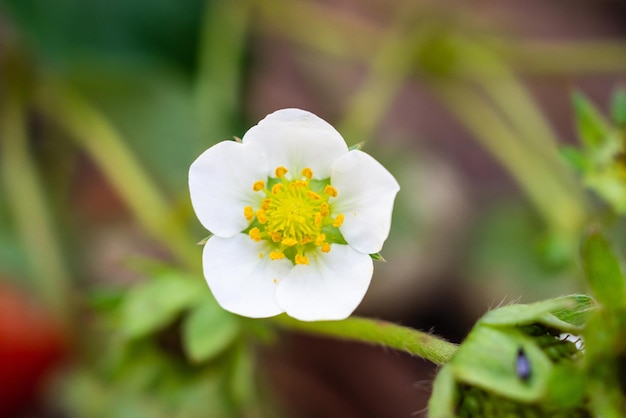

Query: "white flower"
<box><xmin>189</xmin><ymin>109</ymin><xmax>400</xmax><ymax>321</ymax></box>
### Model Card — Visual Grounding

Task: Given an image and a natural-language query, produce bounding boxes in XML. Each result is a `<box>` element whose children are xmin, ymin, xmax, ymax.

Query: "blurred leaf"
<box><xmin>581</xmin><ymin>231</ymin><xmax>626</xmax><ymax>309</ymax></box>
<box><xmin>560</xmin><ymin>146</ymin><xmax>589</xmax><ymax>173</ymax></box>
<box><xmin>611</xmin><ymin>87</ymin><xmax>626</xmax><ymax>127</ymax></box>
<box><xmin>572</xmin><ymin>90</ymin><xmax>612</xmax><ymax>149</ymax></box>
<box><xmin>121</xmin><ymin>273</ymin><xmax>207</xmax><ymax>338</ymax></box>
<box><xmin>182</xmin><ymin>298</ymin><xmax>239</xmax><ymax>363</ymax></box>
<box><xmin>228</xmin><ymin>343</ymin><xmax>257</xmax><ymax>409</ymax></box>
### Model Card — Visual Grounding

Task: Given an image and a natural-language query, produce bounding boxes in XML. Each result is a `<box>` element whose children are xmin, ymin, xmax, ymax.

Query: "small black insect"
<box><xmin>516</xmin><ymin>347</ymin><xmax>531</xmax><ymax>382</ymax></box>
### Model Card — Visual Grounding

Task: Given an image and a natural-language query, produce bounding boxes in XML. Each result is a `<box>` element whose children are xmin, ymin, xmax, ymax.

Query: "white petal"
<box><xmin>203</xmin><ymin>234</ymin><xmax>290</xmax><ymax>318</ymax></box>
<box><xmin>275</xmin><ymin>245</ymin><xmax>373</xmax><ymax>321</ymax></box>
<box><xmin>242</xmin><ymin>109</ymin><xmax>348</xmax><ymax>179</ymax></box>
<box><xmin>189</xmin><ymin>140</ymin><xmax>269</xmax><ymax>237</ymax></box>
<box><xmin>331</xmin><ymin>150</ymin><xmax>400</xmax><ymax>254</ymax></box>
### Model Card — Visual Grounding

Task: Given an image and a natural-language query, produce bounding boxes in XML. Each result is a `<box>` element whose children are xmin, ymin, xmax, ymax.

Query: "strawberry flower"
<box><xmin>189</xmin><ymin>109</ymin><xmax>399</xmax><ymax>321</ymax></box>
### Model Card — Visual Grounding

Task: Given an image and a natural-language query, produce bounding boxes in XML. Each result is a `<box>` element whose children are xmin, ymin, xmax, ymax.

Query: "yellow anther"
<box><xmin>293</xmin><ymin>180</ymin><xmax>307</xmax><ymax>188</ymax></box>
<box><xmin>321</xmin><ymin>242</ymin><xmax>331</xmax><ymax>253</ymax></box>
<box><xmin>300</xmin><ymin>236</ymin><xmax>313</xmax><ymax>245</ymax></box>
<box><xmin>282</xmin><ymin>237</ymin><xmax>298</xmax><ymax>247</ymax></box>
<box><xmin>314</xmin><ymin>213</ymin><xmax>323</xmax><ymax>226</ymax></box>
<box><xmin>249</xmin><ymin>227</ymin><xmax>262</xmax><ymax>242</ymax></box>
<box><xmin>257</xmin><ymin>209</ymin><xmax>267</xmax><ymax>224</ymax></box>
<box><xmin>324</xmin><ymin>185</ymin><xmax>338</xmax><ymax>197</ymax></box>
<box><xmin>295</xmin><ymin>254</ymin><xmax>310</xmax><ymax>265</ymax></box>
<box><xmin>253</xmin><ymin>180</ymin><xmax>265</xmax><ymax>191</ymax></box>
<box><xmin>320</xmin><ymin>203</ymin><xmax>329</xmax><ymax>217</ymax></box>
<box><xmin>272</xmin><ymin>183</ymin><xmax>283</xmax><ymax>194</ymax></box>
<box><xmin>315</xmin><ymin>234</ymin><xmax>326</xmax><ymax>246</ymax></box>
<box><xmin>270</xmin><ymin>231</ymin><xmax>282</xmax><ymax>242</ymax></box>
<box><xmin>269</xmin><ymin>251</ymin><xmax>285</xmax><ymax>260</ymax></box>
<box><xmin>333</xmin><ymin>214</ymin><xmax>345</xmax><ymax>227</ymax></box>
<box><xmin>302</xmin><ymin>167</ymin><xmax>313</xmax><ymax>179</ymax></box>
<box><xmin>275</xmin><ymin>166</ymin><xmax>288</xmax><ymax>177</ymax></box>
<box><xmin>244</xmin><ymin>206</ymin><xmax>255</xmax><ymax>221</ymax></box>
<box><xmin>306</xmin><ymin>191</ymin><xmax>321</xmax><ymax>200</ymax></box>
<box><xmin>261</xmin><ymin>198</ymin><xmax>271</xmax><ymax>210</ymax></box>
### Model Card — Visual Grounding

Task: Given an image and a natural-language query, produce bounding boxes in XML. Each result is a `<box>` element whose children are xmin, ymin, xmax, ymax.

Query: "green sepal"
<box><xmin>581</xmin><ymin>231</ymin><xmax>626</xmax><ymax>310</ymax></box>
<box><xmin>349</xmin><ymin>142</ymin><xmax>364</xmax><ymax>151</ymax></box>
<box><xmin>370</xmin><ymin>252</ymin><xmax>386</xmax><ymax>262</ymax></box>
<box><xmin>197</xmin><ymin>233</ymin><xmax>213</xmax><ymax>245</ymax></box>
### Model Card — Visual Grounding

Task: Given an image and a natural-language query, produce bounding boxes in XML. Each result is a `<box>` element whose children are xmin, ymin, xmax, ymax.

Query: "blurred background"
<box><xmin>1</xmin><ymin>0</ymin><xmax>625</xmax><ymax>416</ymax></box>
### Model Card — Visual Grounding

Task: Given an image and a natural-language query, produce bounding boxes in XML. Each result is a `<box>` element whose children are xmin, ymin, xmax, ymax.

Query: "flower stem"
<box><xmin>273</xmin><ymin>315</ymin><xmax>458</xmax><ymax>366</ymax></box>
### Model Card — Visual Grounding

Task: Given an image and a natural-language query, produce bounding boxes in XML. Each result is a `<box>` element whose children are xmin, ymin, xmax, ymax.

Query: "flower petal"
<box><xmin>189</xmin><ymin>140</ymin><xmax>269</xmax><ymax>237</ymax></box>
<box><xmin>331</xmin><ymin>150</ymin><xmax>400</xmax><ymax>254</ymax></box>
<box><xmin>276</xmin><ymin>245</ymin><xmax>373</xmax><ymax>321</ymax></box>
<box><xmin>203</xmin><ymin>234</ymin><xmax>290</xmax><ymax>318</ymax></box>
<box><xmin>242</xmin><ymin>109</ymin><xmax>348</xmax><ymax>179</ymax></box>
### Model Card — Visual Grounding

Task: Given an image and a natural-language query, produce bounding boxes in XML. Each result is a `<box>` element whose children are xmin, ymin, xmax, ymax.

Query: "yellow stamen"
<box><xmin>249</xmin><ymin>227</ymin><xmax>262</xmax><ymax>241</ymax></box>
<box><xmin>261</xmin><ymin>198</ymin><xmax>271</xmax><ymax>210</ymax></box>
<box><xmin>321</xmin><ymin>242</ymin><xmax>331</xmax><ymax>253</ymax></box>
<box><xmin>300</xmin><ymin>236</ymin><xmax>313</xmax><ymax>245</ymax></box>
<box><xmin>315</xmin><ymin>234</ymin><xmax>326</xmax><ymax>246</ymax></box>
<box><xmin>293</xmin><ymin>180</ymin><xmax>307</xmax><ymax>188</ymax></box>
<box><xmin>257</xmin><ymin>209</ymin><xmax>267</xmax><ymax>224</ymax></box>
<box><xmin>302</xmin><ymin>167</ymin><xmax>313</xmax><ymax>179</ymax></box>
<box><xmin>324</xmin><ymin>185</ymin><xmax>338</xmax><ymax>197</ymax></box>
<box><xmin>282</xmin><ymin>237</ymin><xmax>298</xmax><ymax>247</ymax></box>
<box><xmin>306</xmin><ymin>191</ymin><xmax>321</xmax><ymax>200</ymax></box>
<box><xmin>270</xmin><ymin>251</ymin><xmax>285</xmax><ymax>260</ymax></box>
<box><xmin>244</xmin><ymin>206</ymin><xmax>254</xmax><ymax>221</ymax></box>
<box><xmin>315</xmin><ymin>213</ymin><xmax>323</xmax><ymax>226</ymax></box>
<box><xmin>333</xmin><ymin>214</ymin><xmax>345</xmax><ymax>227</ymax></box>
<box><xmin>295</xmin><ymin>254</ymin><xmax>310</xmax><ymax>265</ymax></box>
<box><xmin>253</xmin><ymin>180</ymin><xmax>265</xmax><ymax>191</ymax></box>
<box><xmin>320</xmin><ymin>203</ymin><xmax>329</xmax><ymax>216</ymax></box>
<box><xmin>270</xmin><ymin>231</ymin><xmax>282</xmax><ymax>242</ymax></box>
<box><xmin>272</xmin><ymin>183</ymin><xmax>283</xmax><ymax>194</ymax></box>
<box><xmin>275</xmin><ymin>166</ymin><xmax>288</xmax><ymax>177</ymax></box>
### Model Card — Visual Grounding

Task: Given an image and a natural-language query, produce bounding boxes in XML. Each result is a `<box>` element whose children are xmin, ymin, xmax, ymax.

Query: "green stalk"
<box><xmin>433</xmin><ymin>82</ymin><xmax>586</xmax><ymax>235</ymax></box>
<box><xmin>0</xmin><ymin>95</ymin><xmax>72</xmax><ymax>321</ymax></box>
<box><xmin>39</xmin><ymin>87</ymin><xmax>199</xmax><ymax>272</ymax></box>
<box><xmin>274</xmin><ymin>315</ymin><xmax>458</xmax><ymax>366</ymax></box>
<box><xmin>195</xmin><ymin>0</ymin><xmax>251</xmax><ymax>140</ymax></box>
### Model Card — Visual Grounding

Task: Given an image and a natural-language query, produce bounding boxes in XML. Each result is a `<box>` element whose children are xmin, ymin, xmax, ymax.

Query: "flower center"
<box><xmin>243</xmin><ymin>166</ymin><xmax>344</xmax><ymax>265</ymax></box>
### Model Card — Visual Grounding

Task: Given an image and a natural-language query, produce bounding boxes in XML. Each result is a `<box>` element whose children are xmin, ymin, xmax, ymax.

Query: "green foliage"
<box><xmin>429</xmin><ymin>296</ymin><xmax>594</xmax><ymax>417</ymax></box>
<box><xmin>565</xmin><ymin>90</ymin><xmax>626</xmax><ymax>214</ymax></box>
<box><xmin>581</xmin><ymin>231</ymin><xmax>626</xmax><ymax>309</ymax></box>
<box><xmin>182</xmin><ymin>298</ymin><xmax>239</xmax><ymax>363</ymax></box>
<box><xmin>120</xmin><ymin>271</ymin><xmax>207</xmax><ymax>339</ymax></box>
<box><xmin>580</xmin><ymin>232</ymin><xmax>626</xmax><ymax>417</ymax></box>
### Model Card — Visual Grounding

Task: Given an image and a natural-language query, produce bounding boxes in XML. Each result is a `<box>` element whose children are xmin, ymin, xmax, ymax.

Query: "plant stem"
<box><xmin>0</xmin><ymin>95</ymin><xmax>72</xmax><ymax>323</ymax></box>
<box><xmin>38</xmin><ymin>86</ymin><xmax>199</xmax><ymax>272</ymax></box>
<box><xmin>273</xmin><ymin>315</ymin><xmax>458</xmax><ymax>366</ymax></box>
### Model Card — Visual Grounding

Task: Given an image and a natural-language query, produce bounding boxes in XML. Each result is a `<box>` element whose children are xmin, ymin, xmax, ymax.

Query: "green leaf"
<box><xmin>611</xmin><ymin>87</ymin><xmax>626</xmax><ymax>127</ymax></box>
<box><xmin>121</xmin><ymin>273</ymin><xmax>207</xmax><ymax>338</ymax></box>
<box><xmin>182</xmin><ymin>298</ymin><xmax>239</xmax><ymax>363</ymax></box>
<box><xmin>581</xmin><ymin>231</ymin><xmax>626</xmax><ymax>309</ymax></box>
<box><xmin>559</xmin><ymin>146</ymin><xmax>589</xmax><ymax>172</ymax></box>
<box><xmin>572</xmin><ymin>90</ymin><xmax>612</xmax><ymax>149</ymax></box>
